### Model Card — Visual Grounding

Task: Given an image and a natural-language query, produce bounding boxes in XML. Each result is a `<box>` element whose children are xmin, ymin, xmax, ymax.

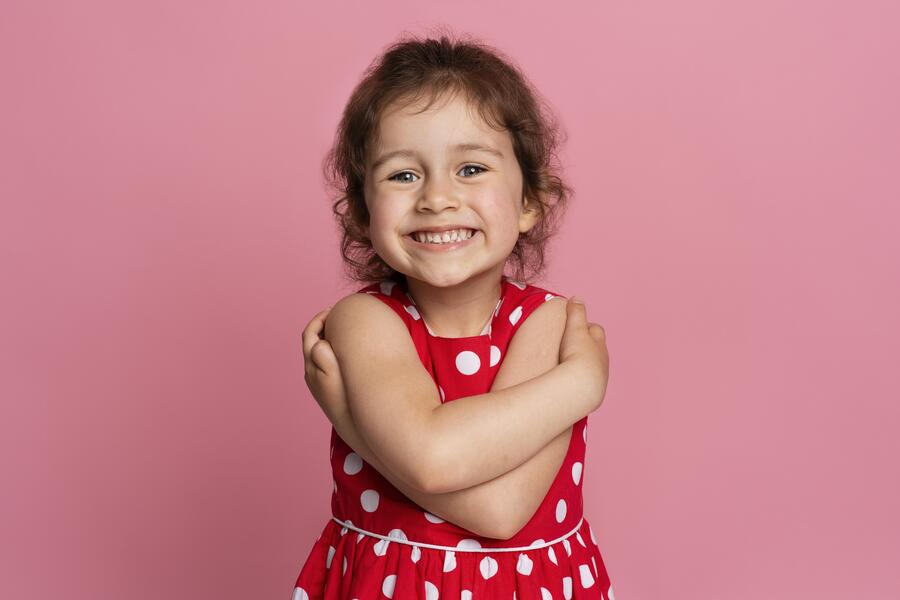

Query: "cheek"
<box><xmin>482</xmin><ymin>201</ymin><xmax>522</xmax><ymax>240</ymax></box>
<box><xmin>366</xmin><ymin>205</ymin><xmax>402</xmax><ymax>245</ymax></box>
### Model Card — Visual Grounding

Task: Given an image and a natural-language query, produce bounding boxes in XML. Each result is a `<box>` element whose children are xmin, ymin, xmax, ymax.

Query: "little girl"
<box><xmin>293</xmin><ymin>33</ymin><xmax>613</xmax><ymax>600</ymax></box>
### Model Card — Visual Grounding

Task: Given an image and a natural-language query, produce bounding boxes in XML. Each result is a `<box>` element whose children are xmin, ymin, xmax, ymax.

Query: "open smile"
<box><xmin>404</xmin><ymin>229</ymin><xmax>482</xmax><ymax>252</ymax></box>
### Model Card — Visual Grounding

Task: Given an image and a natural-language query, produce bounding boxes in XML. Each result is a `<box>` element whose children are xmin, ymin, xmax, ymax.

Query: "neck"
<box><xmin>404</xmin><ymin>266</ymin><xmax>505</xmax><ymax>338</ymax></box>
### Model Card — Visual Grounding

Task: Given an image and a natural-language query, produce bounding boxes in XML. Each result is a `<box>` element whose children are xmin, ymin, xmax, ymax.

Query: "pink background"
<box><xmin>2</xmin><ymin>1</ymin><xmax>898</xmax><ymax>598</ymax></box>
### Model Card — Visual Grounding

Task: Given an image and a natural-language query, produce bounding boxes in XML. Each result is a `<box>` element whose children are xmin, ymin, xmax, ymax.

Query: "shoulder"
<box><xmin>505</xmin><ymin>280</ymin><xmax>569</xmax><ymax>353</ymax></box>
<box><xmin>323</xmin><ymin>291</ymin><xmax>429</xmax><ymax>389</ymax></box>
<box><xmin>491</xmin><ymin>283</ymin><xmax>568</xmax><ymax>389</ymax></box>
<box><xmin>324</xmin><ymin>290</ymin><xmax>411</xmax><ymax>345</ymax></box>
<box><xmin>509</xmin><ymin>295</ymin><xmax>568</xmax><ymax>352</ymax></box>
<box><xmin>507</xmin><ymin>280</ymin><xmax>569</xmax><ymax>340</ymax></box>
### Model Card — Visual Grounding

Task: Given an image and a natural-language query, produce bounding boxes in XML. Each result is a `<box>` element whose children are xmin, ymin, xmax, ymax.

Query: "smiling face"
<box><xmin>363</xmin><ymin>91</ymin><xmax>539</xmax><ymax>289</ymax></box>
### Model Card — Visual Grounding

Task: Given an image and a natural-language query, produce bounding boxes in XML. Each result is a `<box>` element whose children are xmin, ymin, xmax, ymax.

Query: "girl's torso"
<box><xmin>328</xmin><ymin>275</ymin><xmax>588</xmax><ymax>549</ymax></box>
<box><xmin>293</xmin><ymin>275</ymin><xmax>615</xmax><ymax>600</ymax></box>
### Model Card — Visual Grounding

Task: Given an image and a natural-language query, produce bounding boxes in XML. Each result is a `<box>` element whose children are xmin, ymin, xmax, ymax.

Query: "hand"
<box><xmin>301</xmin><ymin>306</ymin><xmax>351</xmax><ymax>426</ymax></box>
<box><xmin>559</xmin><ymin>297</ymin><xmax>609</xmax><ymax>408</ymax></box>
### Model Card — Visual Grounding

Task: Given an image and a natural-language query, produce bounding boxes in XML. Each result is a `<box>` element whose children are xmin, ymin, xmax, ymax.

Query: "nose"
<box><xmin>416</xmin><ymin>174</ymin><xmax>460</xmax><ymax>213</ymax></box>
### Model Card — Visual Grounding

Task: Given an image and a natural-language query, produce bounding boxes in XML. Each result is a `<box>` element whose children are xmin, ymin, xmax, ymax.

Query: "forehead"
<box><xmin>372</xmin><ymin>92</ymin><xmax>511</xmax><ymax>155</ymax></box>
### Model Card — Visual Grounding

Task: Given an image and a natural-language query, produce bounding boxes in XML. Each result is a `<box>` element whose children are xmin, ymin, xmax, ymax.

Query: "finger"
<box><xmin>565</xmin><ymin>296</ymin><xmax>588</xmax><ymax>329</ymax></box>
<box><xmin>588</xmin><ymin>323</ymin><xmax>606</xmax><ymax>340</ymax></box>
<box><xmin>310</xmin><ymin>339</ymin><xmax>339</xmax><ymax>375</ymax></box>
<box><xmin>301</xmin><ymin>307</ymin><xmax>331</xmax><ymax>358</ymax></box>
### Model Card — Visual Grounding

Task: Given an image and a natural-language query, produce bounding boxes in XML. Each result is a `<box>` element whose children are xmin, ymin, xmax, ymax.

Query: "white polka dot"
<box><xmin>576</xmin><ymin>532</ymin><xmax>586</xmax><ymax>547</ymax></box>
<box><xmin>479</xmin><ymin>556</ymin><xmax>498</xmax><ymax>579</ymax></box>
<box><xmin>443</xmin><ymin>550</ymin><xmax>456</xmax><ymax>572</ymax></box>
<box><xmin>438</xmin><ymin>386</ymin><xmax>445</xmax><ymax>402</ymax></box>
<box><xmin>424</xmin><ymin>511</ymin><xmax>445</xmax><ymax>523</ymax></box>
<box><xmin>608</xmin><ymin>584</ymin><xmax>616</xmax><ymax>600</ymax></box>
<box><xmin>540</xmin><ymin>587</ymin><xmax>552</xmax><ymax>600</ymax></box>
<box><xmin>382</xmin><ymin>574</ymin><xmax>397</xmax><ymax>598</ymax></box>
<box><xmin>494</xmin><ymin>298</ymin><xmax>504</xmax><ymax>317</ymax></box>
<box><xmin>404</xmin><ymin>304</ymin><xmax>421</xmax><ymax>320</ymax></box>
<box><xmin>545</xmin><ymin>293</ymin><xmax>555</xmax><ymax>301</ymax></box>
<box><xmin>356</xmin><ymin>532</ymin><xmax>364</xmax><ymax>543</ymax></box>
<box><xmin>529</xmin><ymin>539</ymin><xmax>545</xmax><ymax>548</ymax></box>
<box><xmin>457</xmin><ymin>538</ymin><xmax>482</xmax><ymax>550</ymax></box>
<box><xmin>326</xmin><ymin>545</ymin><xmax>336</xmax><ymax>568</ymax></box>
<box><xmin>572</xmin><ymin>462</ymin><xmax>583</xmax><ymax>485</ymax></box>
<box><xmin>361</xmin><ymin>489</ymin><xmax>380</xmax><ymax>512</ymax></box>
<box><xmin>516</xmin><ymin>553</ymin><xmax>533</xmax><ymax>575</ymax></box>
<box><xmin>387</xmin><ymin>529</ymin><xmax>407</xmax><ymax>541</ymax></box>
<box><xmin>380</xmin><ymin>280</ymin><xmax>396</xmax><ymax>296</ymax></box>
<box><xmin>548</xmin><ymin>546</ymin><xmax>558</xmax><ymax>565</ymax></box>
<box><xmin>455</xmin><ymin>350</ymin><xmax>481</xmax><ymax>375</ymax></box>
<box><xmin>292</xmin><ymin>587</ymin><xmax>309</xmax><ymax>600</ymax></box>
<box><xmin>344</xmin><ymin>452</ymin><xmax>363</xmax><ymax>475</ymax></box>
<box><xmin>589</xmin><ymin>523</ymin><xmax>597</xmax><ymax>545</ymax></box>
<box><xmin>563</xmin><ymin>576</ymin><xmax>573</xmax><ymax>599</ymax></box>
<box><xmin>583</xmin><ymin>424</ymin><xmax>587</xmax><ymax>443</ymax></box>
<box><xmin>342</xmin><ymin>556</ymin><xmax>347</xmax><ymax>575</ymax></box>
<box><xmin>411</xmin><ymin>546</ymin><xmax>421</xmax><ymax>563</ymax></box>
<box><xmin>461</xmin><ymin>591</ymin><xmax>472</xmax><ymax>600</ymax></box>
<box><xmin>489</xmin><ymin>345</ymin><xmax>501</xmax><ymax>367</ymax></box>
<box><xmin>374</xmin><ymin>539</ymin><xmax>390</xmax><ymax>556</ymax></box>
<box><xmin>563</xmin><ymin>539</ymin><xmax>571</xmax><ymax>556</ymax></box>
<box><xmin>591</xmin><ymin>556</ymin><xmax>598</xmax><ymax>577</ymax></box>
<box><xmin>509</xmin><ymin>305</ymin><xmax>523</xmax><ymax>325</ymax></box>
<box><xmin>579</xmin><ymin>564</ymin><xmax>595</xmax><ymax>588</ymax></box>
<box><xmin>425</xmin><ymin>580</ymin><xmax>439</xmax><ymax>600</ymax></box>
<box><xmin>555</xmin><ymin>499</ymin><xmax>567</xmax><ymax>523</ymax></box>
<box><xmin>330</xmin><ymin>444</ymin><xmax>334</xmax><ymax>459</ymax></box>
<box><xmin>509</xmin><ymin>280</ymin><xmax>526</xmax><ymax>290</ymax></box>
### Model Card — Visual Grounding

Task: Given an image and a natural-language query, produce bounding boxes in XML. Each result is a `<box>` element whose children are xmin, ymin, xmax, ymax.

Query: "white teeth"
<box><xmin>412</xmin><ymin>228</ymin><xmax>475</xmax><ymax>244</ymax></box>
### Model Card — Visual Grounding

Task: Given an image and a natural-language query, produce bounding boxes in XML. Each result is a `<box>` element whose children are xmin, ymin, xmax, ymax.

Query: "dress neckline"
<box><xmin>400</xmin><ymin>277</ymin><xmax>509</xmax><ymax>340</ymax></box>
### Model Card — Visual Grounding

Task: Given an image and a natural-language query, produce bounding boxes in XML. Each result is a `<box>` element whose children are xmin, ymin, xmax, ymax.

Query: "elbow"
<box><xmin>491</xmin><ymin>503</ymin><xmax>526</xmax><ymax>541</ymax></box>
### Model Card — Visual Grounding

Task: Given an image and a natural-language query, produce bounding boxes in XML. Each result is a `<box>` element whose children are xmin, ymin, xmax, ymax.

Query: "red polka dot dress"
<box><xmin>292</xmin><ymin>276</ymin><xmax>615</xmax><ymax>600</ymax></box>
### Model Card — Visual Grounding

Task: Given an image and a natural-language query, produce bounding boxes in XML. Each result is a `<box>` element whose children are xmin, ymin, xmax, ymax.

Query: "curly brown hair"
<box><xmin>322</xmin><ymin>28</ymin><xmax>572</xmax><ymax>287</ymax></box>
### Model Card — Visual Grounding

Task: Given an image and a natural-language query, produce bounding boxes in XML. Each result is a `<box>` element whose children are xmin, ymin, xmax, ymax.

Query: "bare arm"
<box><xmin>325</xmin><ymin>293</ymin><xmax>607</xmax><ymax>495</ymax></box>
<box><xmin>310</xmin><ymin>297</ymin><xmax>579</xmax><ymax>539</ymax></box>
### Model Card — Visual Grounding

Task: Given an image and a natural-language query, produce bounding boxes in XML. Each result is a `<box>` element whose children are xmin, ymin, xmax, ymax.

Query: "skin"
<box><xmin>301</xmin><ymin>90</ymin><xmax>610</xmax><ymax>538</ymax></box>
<box><xmin>363</xmin><ymin>90</ymin><xmax>540</xmax><ymax>338</ymax></box>
<box><xmin>303</xmin><ymin>299</ymin><xmax>608</xmax><ymax>539</ymax></box>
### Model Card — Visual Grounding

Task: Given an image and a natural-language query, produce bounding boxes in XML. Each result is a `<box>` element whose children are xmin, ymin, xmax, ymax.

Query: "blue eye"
<box><xmin>386</xmin><ymin>165</ymin><xmax>487</xmax><ymax>183</ymax></box>
<box><xmin>387</xmin><ymin>171</ymin><xmax>418</xmax><ymax>183</ymax></box>
<box><xmin>459</xmin><ymin>164</ymin><xmax>487</xmax><ymax>177</ymax></box>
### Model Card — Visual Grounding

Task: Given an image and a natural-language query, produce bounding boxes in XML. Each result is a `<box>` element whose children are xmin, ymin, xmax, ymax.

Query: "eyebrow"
<box><xmin>370</xmin><ymin>143</ymin><xmax>505</xmax><ymax>171</ymax></box>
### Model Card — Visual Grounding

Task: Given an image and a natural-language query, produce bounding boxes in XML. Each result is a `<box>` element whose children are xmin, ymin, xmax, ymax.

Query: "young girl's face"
<box><xmin>363</xmin><ymin>92</ymin><xmax>538</xmax><ymax>288</ymax></box>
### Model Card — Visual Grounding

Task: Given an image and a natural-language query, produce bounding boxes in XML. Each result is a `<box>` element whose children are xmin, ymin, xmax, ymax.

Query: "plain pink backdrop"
<box><xmin>2</xmin><ymin>1</ymin><xmax>898</xmax><ymax>598</ymax></box>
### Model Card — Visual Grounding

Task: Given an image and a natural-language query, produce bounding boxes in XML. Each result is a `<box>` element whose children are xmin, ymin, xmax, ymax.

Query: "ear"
<box><xmin>518</xmin><ymin>193</ymin><xmax>542</xmax><ymax>234</ymax></box>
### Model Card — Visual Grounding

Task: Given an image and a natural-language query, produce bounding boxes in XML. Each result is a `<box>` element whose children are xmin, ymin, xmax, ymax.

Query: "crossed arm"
<box><xmin>302</xmin><ymin>294</ymin><xmax>606</xmax><ymax>540</ymax></box>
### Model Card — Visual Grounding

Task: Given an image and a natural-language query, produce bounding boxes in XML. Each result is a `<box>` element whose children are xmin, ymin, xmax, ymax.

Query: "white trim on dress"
<box><xmin>330</xmin><ymin>516</ymin><xmax>584</xmax><ymax>553</ymax></box>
